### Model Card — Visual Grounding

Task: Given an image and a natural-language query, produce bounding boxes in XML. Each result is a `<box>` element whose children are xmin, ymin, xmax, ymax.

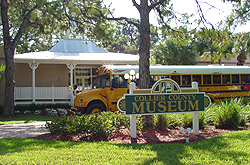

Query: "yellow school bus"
<box><xmin>71</xmin><ymin>65</ymin><xmax>250</xmax><ymax>114</ymax></box>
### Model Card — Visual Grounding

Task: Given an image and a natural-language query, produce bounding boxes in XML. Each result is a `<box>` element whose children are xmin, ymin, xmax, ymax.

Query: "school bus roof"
<box><xmin>104</xmin><ymin>65</ymin><xmax>250</xmax><ymax>75</ymax></box>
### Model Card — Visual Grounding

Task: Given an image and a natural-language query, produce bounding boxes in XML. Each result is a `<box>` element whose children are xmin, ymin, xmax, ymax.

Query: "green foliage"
<box><xmin>102</xmin><ymin>20</ymin><xmax>159</xmax><ymax>54</ymax></box>
<box><xmin>1</xmin><ymin>0</ymin><xmax>112</xmax><ymax>54</ymax></box>
<box><xmin>45</xmin><ymin>112</ymin><xmax>140</xmax><ymax>139</ymax></box>
<box><xmin>180</xmin><ymin>113</ymin><xmax>193</xmax><ymax>128</ymax></box>
<box><xmin>179</xmin><ymin>112</ymin><xmax>207</xmax><ymax>129</ymax></box>
<box><xmin>231</xmin><ymin>32</ymin><xmax>250</xmax><ymax>65</ymax></box>
<box><xmin>195</xmin><ymin>27</ymin><xmax>233</xmax><ymax>64</ymax></box>
<box><xmin>152</xmin><ymin>27</ymin><xmax>197</xmax><ymax>65</ymax></box>
<box><xmin>0</xmin><ymin>64</ymin><xmax>5</xmax><ymax>79</ymax></box>
<box><xmin>153</xmin><ymin>114</ymin><xmax>179</xmax><ymax>131</ymax></box>
<box><xmin>63</xmin><ymin>0</ymin><xmax>114</xmax><ymax>44</ymax></box>
<box><xmin>151</xmin><ymin>98</ymin><xmax>250</xmax><ymax>131</ymax></box>
<box><xmin>207</xmin><ymin>99</ymin><xmax>249</xmax><ymax>129</ymax></box>
<box><xmin>1</xmin><ymin>0</ymin><xmax>66</xmax><ymax>53</ymax></box>
<box><xmin>227</xmin><ymin>0</ymin><xmax>250</xmax><ymax>28</ymax></box>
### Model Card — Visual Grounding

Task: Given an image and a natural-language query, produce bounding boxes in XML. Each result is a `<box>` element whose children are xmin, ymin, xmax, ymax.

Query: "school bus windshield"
<box><xmin>96</xmin><ymin>73</ymin><xmax>128</xmax><ymax>88</ymax></box>
<box><xmin>96</xmin><ymin>74</ymin><xmax>111</xmax><ymax>88</ymax></box>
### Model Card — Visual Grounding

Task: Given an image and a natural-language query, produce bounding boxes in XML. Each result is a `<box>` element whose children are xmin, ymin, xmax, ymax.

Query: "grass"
<box><xmin>0</xmin><ymin>115</ymin><xmax>56</xmax><ymax>125</ymax></box>
<box><xmin>0</xmin><ymin>129</ymin><xmax>249</xmax><ymax>164</ymax></box>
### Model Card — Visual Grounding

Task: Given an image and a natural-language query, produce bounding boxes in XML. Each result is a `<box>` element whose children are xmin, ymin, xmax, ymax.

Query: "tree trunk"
<box><xmin>237</xmin><ymin>49</ymin><xmax>247</xmax><ymax>66</ymax></box>
<box><xmin>138</xmin><ymin>0</ymin><xmax>154</xmax><ymax>127</ymax></box>
<box><xmin>1</xmin><ymin>0</ymin><xmax>15</xmax><ymax>115</ymax></box>
<box><xmin>138</xmin><ymin>0</ymin><xmax>150</xmax><ymax>89</ymax></box>
<box><xmin>210</xmin><ymin>50</ymin><xmax>214</xmax><ymax>64</ymax></box>
<box><xmin>3</xmin><ymin>48</ymin><xmax>15</xmax><ymax>115</ymax></box>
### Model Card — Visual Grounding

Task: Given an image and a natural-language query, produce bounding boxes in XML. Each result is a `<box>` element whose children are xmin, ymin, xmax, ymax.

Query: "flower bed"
<box><xmin>16</xmin><ymin>108</ymin><xmax>75</xmax><ymax>117</ymax></box>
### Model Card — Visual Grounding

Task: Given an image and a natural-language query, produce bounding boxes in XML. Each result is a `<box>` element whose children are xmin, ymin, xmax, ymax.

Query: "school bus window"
<box><xmin>213</xmin><ymin>75</ymin><xmax>221</xmax><ymax>84</ymax></box>
<box><xmin>171</xmin><ymin>75</ymin><xmax>180</xmax><ymax>85</ymax></box>
<box><xmin>193</xmin><ymin>75</ymin><xmax>201</xmax><ymax>84</ymax></box>
<box><xmin>241</xmin><ymin>74</ymin><xmax>250</xmax><ymax>83</ymax></box>
<box><xmin>112</xmin><ymin>75</ymin><xmax>127</xmax><ymax>88</ymax></box>
<box><xmin>182</xmin><ymin>75</ymin><xmax>191</xmax><ymax>86</ymax></box>
<box><xmin>96</xmin><ymin>74</ymin><xmax>110</xmax><ymax>88</ymax></box>
<box><xmin>160</xmin><ymin>75</ymin><xmax>169</xmax><ymax>79</ymax></box>
<box><xmin>203</xmin><ymin>75</ymin><xmax>211</xmax><ymax>84</ymax></box>
<box><xmin>232</xmin><ymin>75</ymin><xmax>239</xmax><ymax>84</ymax></box>
<box><xmin>222</xmin><ymin>75</ymin><xmax>230</xmax><ymax>84</ymax></box>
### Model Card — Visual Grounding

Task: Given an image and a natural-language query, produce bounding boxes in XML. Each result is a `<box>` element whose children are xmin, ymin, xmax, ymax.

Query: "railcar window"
<box><xmin>213</xmin><ymin>75</ymin><xmax>221</xmax><ymax>84</ymax></box>
<box><xmin>222</xmin><ymin>75</ymin><xmax>230</xmax><ymax>84</ymax></box>
<box><xmin>241</xmin><ymin>74</ymin><xmax>250</xmax><ymax>83</ymax></box>
<box><xmin>203</xmin><ymin>75</ymin><xmax>211</xmax><ymax>84</ymax></box>
<box><xmin>182</xmin><ymin>75</ymin><xmax>191</xmax><ymax>86</ymax></box>
<box><xmin>171</xmin><ymin>75</ymin><xmax>180</xmax><ymax>85</ymax></box>
<box><xmin>160</xmin><ymin>75</ymin><xmax>169</xmax><ymax>79</ymax></box>
<box><xmin>150</xmin><ymin>76</ymin><xmax>158</xmax><ymax>87</ymax></box>
<box><xmin>232</xmin><ymin>75</ymin><xmax>239</xmax><ymax>84</ymax></box>
<box><xmin>193</xmin><ymin>75</ymin><xmax>201</xmax><ymax>84</ymax></box>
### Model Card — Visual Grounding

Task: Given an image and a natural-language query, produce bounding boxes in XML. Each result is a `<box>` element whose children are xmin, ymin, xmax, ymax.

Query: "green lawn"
<box><xmin>0</xmin><ymin>129</ymin><xmax>249</xmax><ymax>164</ymax></box>
<box><xmin>0</xmin><ymin>115</ymin><xmax>56</xmax><ymax>125</ymax></box>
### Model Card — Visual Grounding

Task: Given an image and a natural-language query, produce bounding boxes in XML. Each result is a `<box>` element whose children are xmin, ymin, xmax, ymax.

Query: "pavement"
<box><xmin>0</xmin><ymin>122</ymin><xmax>49</xmax><ymax>139</ymax></box>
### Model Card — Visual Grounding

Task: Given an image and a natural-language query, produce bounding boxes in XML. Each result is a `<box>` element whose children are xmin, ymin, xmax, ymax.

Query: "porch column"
<box><xmin>67</xmin><ymin>64</ymin><xmax>76</xmax><ymax>88</ymax></box>
<box><xmin>28</xmin><ymin>61</ymin><xmax>39</xmax><ymax>103</ymax></box>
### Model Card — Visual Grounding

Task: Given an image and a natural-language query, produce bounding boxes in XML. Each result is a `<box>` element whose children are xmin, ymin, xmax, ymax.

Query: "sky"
<box><xmin>103</xmin><ymin>0</ymin><xmax>249</xmax><ymax>32</ymax></box>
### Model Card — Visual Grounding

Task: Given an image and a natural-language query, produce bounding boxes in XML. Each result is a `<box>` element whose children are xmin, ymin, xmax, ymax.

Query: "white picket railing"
<box><xmin>14</xmin><ymin>86</ymin><xmax>71</xmax><ymax>104</ymax></box>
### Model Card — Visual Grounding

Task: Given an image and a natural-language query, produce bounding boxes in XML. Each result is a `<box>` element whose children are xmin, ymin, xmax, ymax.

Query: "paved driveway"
<box><xmin>0</xmin><ymin>122</ymin><xmax>49</xmax><ymax>139</ymax></box>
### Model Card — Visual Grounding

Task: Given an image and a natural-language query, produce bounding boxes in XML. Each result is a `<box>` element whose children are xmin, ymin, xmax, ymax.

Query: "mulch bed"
<box><xmin>34</xmin><ymin>124</ymin><xmax>250</xmax><ymax>144</ymax></box>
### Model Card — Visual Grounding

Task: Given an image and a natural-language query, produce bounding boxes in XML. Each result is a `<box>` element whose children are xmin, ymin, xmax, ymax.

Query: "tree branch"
<box><xmin>195</xmin><ymin>0</ymin><xmax>215</xmax><ymax>29</ymax></box>
<box><xmin>132</xmin><ymin>0</ymin><xmax>140</xmax><ymax>11</ymax></box>
<box><xmin>12</xmin><ymin>1</ymin><xmax>55</xmax><ymax>48</ymax></box>
<box><xmin>1</xmin><ymin>0</ymin><xmax>12</xmax><ymax>48</ymax></box>
<box><xmin>94</xmin><ymin>7</ymin><xmax>140</xmax><ymax>28</ymax></box>
<box><xmin>149</xmin><ymin>0</ymin><xmax>168</xmax><ymax>11</ymax></box>
<box><xmin>12</xmin><ymin>7</ymin><xmax>35</xmax><ymax>48</ymax></box>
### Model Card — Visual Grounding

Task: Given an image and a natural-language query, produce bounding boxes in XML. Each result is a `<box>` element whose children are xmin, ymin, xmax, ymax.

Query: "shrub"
<box><xmin>45</xmin><ymin>112</ymin><xmax>137</xmax><ymax>139</ymax></box>
<box><xmin>153</xmin><ymin>114</ymin><xmax>179</xmax><ymax>131</ymax></box>
<box><xmin>180</xmin><ymin>113</ymin><xmax>193</xmax><ymax>128</ymax></box>
<box><xmin>199</xmin><ymin>112</ymin><xmax>207</xmax><ymax>129</ymax></box>
<box><xmin>179</xmin><ymin>112</ymin><xmax>207</xmax><ymax>129</ymax></box>
<box><xmin>211</xmin><ymin>99</ymin><xmax>246</xmax><ymax>129</ymax></box>
<box><xmin>239</xmin><ymin>104</ymin><xmax>250</xmax><ymax>126</ymax></box>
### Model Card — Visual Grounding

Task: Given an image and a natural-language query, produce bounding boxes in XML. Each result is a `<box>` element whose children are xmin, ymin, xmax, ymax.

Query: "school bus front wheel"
<box><xmin>86</xmin><ymin>104</ymin><xmax>106</xmax><ymax>114</ymax></box>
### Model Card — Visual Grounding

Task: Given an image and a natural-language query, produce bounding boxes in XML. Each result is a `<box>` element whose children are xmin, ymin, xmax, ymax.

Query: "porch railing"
<box><xmin>14</xmin><ymin>86</ymin><xmax>72</xmax><ymax>105</ymax></box>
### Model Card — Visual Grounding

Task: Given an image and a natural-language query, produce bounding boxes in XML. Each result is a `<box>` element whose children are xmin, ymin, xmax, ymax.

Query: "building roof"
<box><xmin>49</xmin><ymin>39</ymin><xmax>108</xmax><ymax>53</ymax></box>
<box><xmin>14</xmin><ymin>39</ymin><xmax>139</xmax><ymax>65</ymax></box>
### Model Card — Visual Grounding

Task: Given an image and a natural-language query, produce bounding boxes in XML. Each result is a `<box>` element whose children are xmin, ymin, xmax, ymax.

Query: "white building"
<box><xmin>0</xmin><ymin>39</ymin><xmax>139</xmax><ymax>105</ymax></box>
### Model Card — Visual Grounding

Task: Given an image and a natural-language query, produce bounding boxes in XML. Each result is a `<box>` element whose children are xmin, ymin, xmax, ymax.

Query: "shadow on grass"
<box><xmin>0</xmin><ymin>130</ymin><xmax>249</xmax><ymax>164</ymax></box>
<box><xmin>113</xmin><ymin>129</ymin><xmax>250</xmax><ymax>164</ymax></box>
<box><xmin>0</xmin><ymin>138</ymin><xmax>79</xmax><ymax>155</ymax></box>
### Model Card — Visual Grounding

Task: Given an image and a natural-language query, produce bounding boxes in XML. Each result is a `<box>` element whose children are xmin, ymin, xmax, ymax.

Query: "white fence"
<box><xmin>15</xmin><ymin>86</ymin><xmax>71</xmax><ymax>105</ymax></box>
